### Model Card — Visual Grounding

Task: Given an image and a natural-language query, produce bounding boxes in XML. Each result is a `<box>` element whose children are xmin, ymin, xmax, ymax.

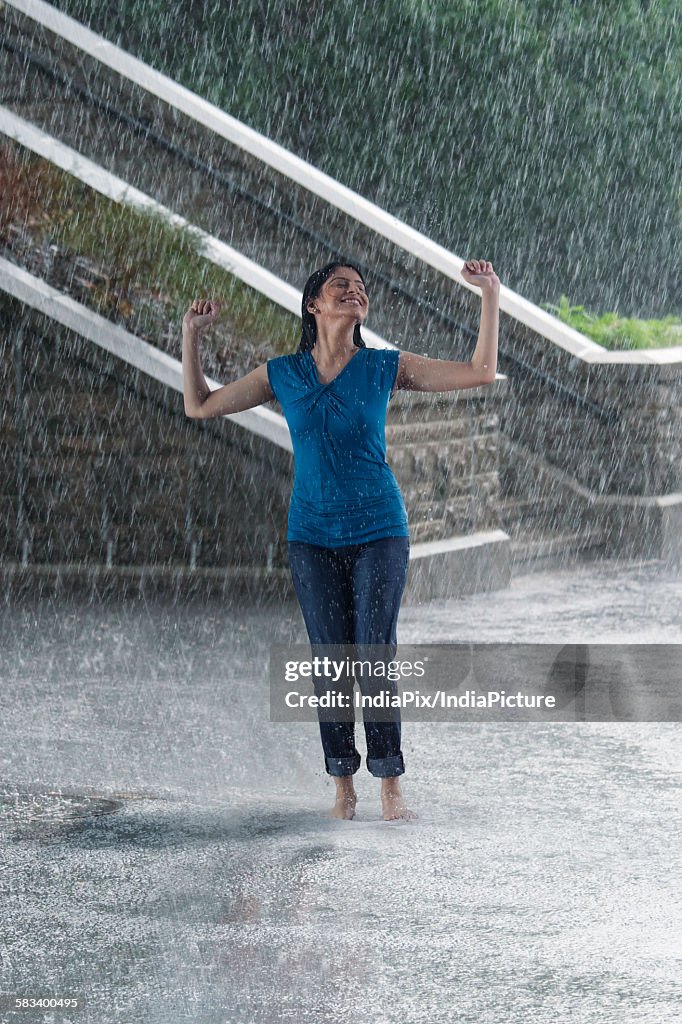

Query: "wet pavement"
<box><xmin>1</xmin><ymin>557</ymin><xmax>680</xmax><ymax>1023</ymax></box>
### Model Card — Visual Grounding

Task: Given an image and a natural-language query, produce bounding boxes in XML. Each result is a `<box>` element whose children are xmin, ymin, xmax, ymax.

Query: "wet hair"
<box><xmin>297</xmin><ymin>261</ymin><xmax>368</xmax><ymax>353</ymax></box>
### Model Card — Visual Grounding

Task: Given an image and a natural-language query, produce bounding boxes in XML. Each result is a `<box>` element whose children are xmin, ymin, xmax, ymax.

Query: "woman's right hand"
<box><xmin>183</xmin><ymin>298</ymin><xmax>222</xmax><ymax>332</ymax></box>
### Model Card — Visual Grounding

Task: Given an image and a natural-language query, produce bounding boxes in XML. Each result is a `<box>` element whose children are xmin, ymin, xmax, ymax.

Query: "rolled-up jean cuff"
<box><xmin>366</xmin><ymin>753</ymin><xmax>405</xmax><ymax>778</ymax></box>
<box><xmin>325</xmin><ymin>754</ymin><xmax>361</xmax><ymax>777</ymax></box>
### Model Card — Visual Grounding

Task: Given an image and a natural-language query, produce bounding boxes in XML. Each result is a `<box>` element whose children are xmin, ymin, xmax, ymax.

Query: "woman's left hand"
<box><xmin>461</xmin><ymin>259</ymin><xmax>500</xmax><ymax>292</ymax></box>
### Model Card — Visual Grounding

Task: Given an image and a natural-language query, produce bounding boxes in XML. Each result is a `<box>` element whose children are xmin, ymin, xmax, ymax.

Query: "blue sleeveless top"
<box><xmin>266</xmin><ymin>346</ymin><xmax>409</xmax><ymax>548</ymax></box>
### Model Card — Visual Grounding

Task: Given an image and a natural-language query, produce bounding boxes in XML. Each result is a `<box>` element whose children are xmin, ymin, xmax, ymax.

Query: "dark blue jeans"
<box><xmin>287</xmin><ymin>535</ymin><xmax>410</xmax><ymax>778</ymax></box>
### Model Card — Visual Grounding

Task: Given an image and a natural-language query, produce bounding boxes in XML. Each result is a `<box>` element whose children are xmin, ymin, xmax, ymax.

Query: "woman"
<box><xmin>182</xmin><ymin>258</ymin><xmax>500</xmax><ymax>821</ymax></box>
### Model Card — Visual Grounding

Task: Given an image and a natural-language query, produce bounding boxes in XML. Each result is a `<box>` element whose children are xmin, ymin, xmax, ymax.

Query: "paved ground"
<box><xmin>0</xmin><ymin>558</ymin><xmax>680</xmax><ymax>1023</ymax></box>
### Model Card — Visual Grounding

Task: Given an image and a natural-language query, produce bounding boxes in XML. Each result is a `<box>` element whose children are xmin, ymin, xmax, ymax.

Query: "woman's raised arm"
<box><xmin>182</xmin><ymin>299</ymin><xmax>275</xmax><ymax>419</ymax></box>
<box><xmin>396</xmin><ymin>260</ymin><xmax>500</xmax><ymax>393</ymax></box>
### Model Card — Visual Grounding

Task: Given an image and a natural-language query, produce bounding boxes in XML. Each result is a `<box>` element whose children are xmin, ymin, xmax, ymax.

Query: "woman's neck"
<box><xmin>312</xmin><ymin>324</ymin><xmax>357</xmax><ymax>364</ymax></box>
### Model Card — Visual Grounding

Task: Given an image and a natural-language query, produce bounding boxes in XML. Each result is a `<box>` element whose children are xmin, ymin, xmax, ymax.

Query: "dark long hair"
<box><xmin>297</xmin><ymin>261</ymin><xmax>368</xmax><ymax>354</ymax></box>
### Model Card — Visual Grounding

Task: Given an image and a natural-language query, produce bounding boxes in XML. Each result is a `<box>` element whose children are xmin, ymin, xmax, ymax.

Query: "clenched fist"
<box><xmin>461</xmin><ymin>260</ymin><xmax>500</xmax><ymax>292</ymax></box>
<box><xmin>183</xmin><ymin>298</ymin><xmax>222</xmax><ymax>331</ymax></box>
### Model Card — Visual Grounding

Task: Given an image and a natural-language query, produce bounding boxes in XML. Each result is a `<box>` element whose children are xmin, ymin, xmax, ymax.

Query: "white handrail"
<box><xmin>7</xmin><ymin>0</ymin><xmax>680</xmax><ymax>364</ymax></box>
<box><xmin>0</xmin><ymin>257</ymin><xmax>293</xmax><ymax>451</ymax></box>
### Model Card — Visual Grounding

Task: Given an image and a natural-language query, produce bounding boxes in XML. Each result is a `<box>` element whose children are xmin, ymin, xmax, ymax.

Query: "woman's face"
<box><xmin>308</xmin><ymin>266</ymin><xmax>369</xmax><ymax>325</ymax></box>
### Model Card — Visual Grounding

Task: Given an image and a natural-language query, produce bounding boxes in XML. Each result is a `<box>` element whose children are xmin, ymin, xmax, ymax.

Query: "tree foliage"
<box><xmin>51</xmin><ymin>1</ymin><xmax>681</xmax><ymax>318</ymax></box>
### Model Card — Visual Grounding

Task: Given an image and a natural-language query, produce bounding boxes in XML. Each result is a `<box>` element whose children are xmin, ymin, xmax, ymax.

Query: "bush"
<box><xmin>543</xmin><ymin>295</ymin><xmax>682</xmax><ymax>350</ymax></box>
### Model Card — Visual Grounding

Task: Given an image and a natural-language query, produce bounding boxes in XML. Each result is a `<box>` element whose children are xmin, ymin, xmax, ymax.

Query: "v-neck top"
<box><xmin>266</xmin><ymin>346</ymin><xmax>409</xmax><ymax>548</ymax></box>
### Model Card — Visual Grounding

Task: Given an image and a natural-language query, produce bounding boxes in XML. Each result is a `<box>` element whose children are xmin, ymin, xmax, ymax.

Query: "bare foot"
<box><xmin>381</xmin><ymin>778</ymin><xmax>417</xmax><ymax>821</ymax></box>
<box><xmin>330</xmin><ymin>776</ymin><xmax>357</xmax><ymax>820</ymax></box>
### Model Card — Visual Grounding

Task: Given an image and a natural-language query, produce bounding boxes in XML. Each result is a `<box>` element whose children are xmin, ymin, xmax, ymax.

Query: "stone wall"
<box><xmin>1</xmin><ymin>301</ymin><xmax>291</xmax><ymax>572</ymax></box>
<box><xmin>495</xmin><ymin>315</ymin><xmax>681</xmax><ymax>565</ymax></box>
<box><xmin>498</xmin><ymin>318</ymin><xmax>681</xmax><ymax>497</ymax></box>
<box><xmin>386</xmin><ymin>384</ymin><xmax>504</xmax><ymax>542</ymax></box>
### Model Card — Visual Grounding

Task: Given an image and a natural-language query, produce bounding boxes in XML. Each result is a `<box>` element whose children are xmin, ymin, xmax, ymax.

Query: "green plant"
<box><xmin>1</xmin><ymin>141</ymin><xmax>298</xmax><ymax>354</ymax></box>
<box><xmin>543</xmin><ymin>295</ymin><xmax>682</xmax><ymax>351</ymax></box>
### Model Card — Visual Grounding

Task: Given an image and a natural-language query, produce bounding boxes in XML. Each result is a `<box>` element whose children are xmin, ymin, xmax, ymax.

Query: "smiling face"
<box><xmin>307</xmin><ymin>266</ymin><xmax>369</xmax><ymax>325</ymax></box>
